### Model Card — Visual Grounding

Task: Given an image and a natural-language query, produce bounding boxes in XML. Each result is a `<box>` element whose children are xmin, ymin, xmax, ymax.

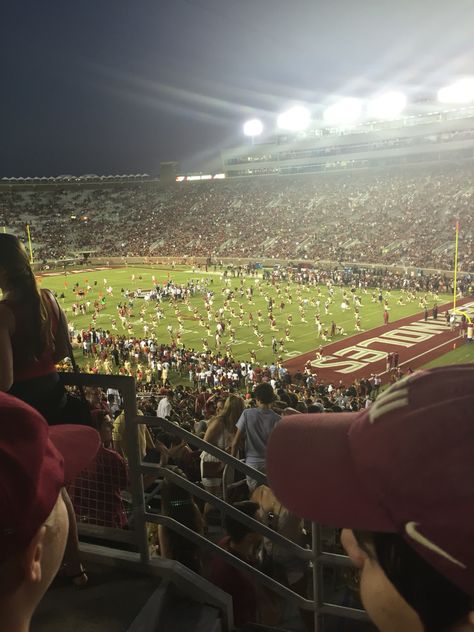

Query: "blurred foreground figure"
<box><xmin>268</xmin><ymin>366</ymin><xmax>474</xmax><ymax>632</ymax></box>
<box><xmin>0</xmin><ymin>393</ymin><xmax>99</xmax><ymax>632</ymax></box>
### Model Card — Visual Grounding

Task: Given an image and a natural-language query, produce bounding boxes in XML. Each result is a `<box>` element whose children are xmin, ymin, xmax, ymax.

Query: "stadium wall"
<box><xmin>36</xmin><ymin>255</ymin><xmax>473</xmax><ymax>277</ymax></box>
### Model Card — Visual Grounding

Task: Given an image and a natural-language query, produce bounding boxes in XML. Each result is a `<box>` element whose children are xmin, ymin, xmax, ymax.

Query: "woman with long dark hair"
<box><xmin>0</xmin><ymin>233</ymin><xmax>88</xmax><ymax>586</ymax></box>
<box><xmin>0</xmin><ymin>233</ymin><xmax>70</xmax><ymax>420</ymax></box>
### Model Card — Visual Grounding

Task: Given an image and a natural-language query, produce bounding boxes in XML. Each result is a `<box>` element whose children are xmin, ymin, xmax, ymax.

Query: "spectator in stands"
<box><xmin>107</xmin><ymin>392</ymin><xmax>121</xmax><ymax>417</ymax></box>
<box><xmin>0</xmin><ymin>233</ymin><xmax>70</xmax><ymax>421</ymax></box>
<box><xmin>209</xmin><ymin>500</ymin><xmax>279</xmax><ymax>629</ymax></box>
<box><xmin>147</xmin><ymin>430</ymin><xmax>200</xmax><ymax>483</ymax></box>
<box><xmin>231</xmin><ymin>383</ymin><xmax>280</xmax><ymax>491</ymax></box>
<box><xmin>0</xmin><ymin>392</ymin><xmax>99</xmax><ymax>631</ymax></box>
<box><xmin>201</xmin><ymin>394</ymin><xmax>245</xmax><ymax>500</ymax></box>
<box><xmin>0</xmin><ymin>233</ymin><xmax>90</xmax><ymax>586</ymax></box>
<box><xmin>251</xmin><ymin>485</ymin><xmax>307</xmax><ymax>591</ymax></box>
<box><xmin>113</xmin><ymin>407</ymin><xmax>154</xmax><ymax>462</ymax></box>
<box><xmin>157</xmin><ymin>390</ymin><xmax>173</xmax><ymax>419</ymax></box>
<box><xmin>85</xmin><ymin>387</ymin><xmax>110</xmax><ymax>416</ymax></box>
<box><xmin>69</xmin><ymin>410</ymin><xmax>129</xmax><ymax>528</ymax></box>
<box><xmin>267</xmin><ymin>366</ymin><xmax>474</xmax><ymax>631</ymax></box>
<box><xmin>158</xmin><ymin>466</ymin><xmax>203</xmax><ymax>574</ymax></box>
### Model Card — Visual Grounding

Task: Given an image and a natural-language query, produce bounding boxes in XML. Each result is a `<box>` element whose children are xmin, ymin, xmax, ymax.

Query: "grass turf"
<box><xmin>38</xmin><ymin>265</ymin><xmax>453</xmax><ymax>368</ymax></box>
<box><xmin>422</xmin><ymin>341</ymin><xmax>474</xmax><ymax>368</ymax></box>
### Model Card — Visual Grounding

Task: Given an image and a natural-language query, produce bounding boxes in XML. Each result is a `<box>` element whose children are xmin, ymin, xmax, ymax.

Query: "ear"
<box><xmin>23</xmin><ymin>526</ymin><xmax>47</xmax><ymax>585</ymax></box>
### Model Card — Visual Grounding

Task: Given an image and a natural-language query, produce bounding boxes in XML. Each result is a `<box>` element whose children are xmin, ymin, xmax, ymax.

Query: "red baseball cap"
<box><xmin>267</xmin><ymin>365</ymin><xmax>474</xmax><ymax>597</ymax></box>
<box><xmin>0</xmin><ymin>392</ymin><xmax>100</xmax><ymax>562</ymax></box>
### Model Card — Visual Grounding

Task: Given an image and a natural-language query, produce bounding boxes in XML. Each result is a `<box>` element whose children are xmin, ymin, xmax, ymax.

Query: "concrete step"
<box><xmin>32</xmin><ymin>566</ymin><xmax>160</xmax><ymax>632</ymax></box>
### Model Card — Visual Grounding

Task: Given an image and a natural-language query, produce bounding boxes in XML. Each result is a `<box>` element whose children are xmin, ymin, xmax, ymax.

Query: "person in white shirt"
<box><xmin>157</xmin><ymin>391</ymin><xmax>173</xmax><ymax>419</ymax></box>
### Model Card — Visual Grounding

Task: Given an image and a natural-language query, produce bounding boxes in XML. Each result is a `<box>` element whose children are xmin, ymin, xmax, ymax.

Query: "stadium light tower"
<box><xmin>438</xmin><ymin>78</ymin><xmax>474</xmax><ymax>104</ymax></box>
<box><xmin>323</xmin><ymin>98</ymin><xmax>362</xmax><ymax>126</ymax></box>
<box><xmin>367</xmin><ymin>91</ymin><xmax>407</xmax><ymax>119</ymax></box>
<box><xmin>277</xmin><ymin>105</ymin><xmax>311</xmax><ymax>131</ymax></box>
<box><xmin>243</xmin><ymin>118</ymin><xmax>264</xmax><ymax>143</ymax></box>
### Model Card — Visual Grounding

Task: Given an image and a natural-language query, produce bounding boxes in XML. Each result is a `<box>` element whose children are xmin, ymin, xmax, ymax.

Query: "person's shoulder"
<box><xmin>240</xmin><ymin>407</ymin><xmax>253</xmax><ymax>419</ymax></box>
<box><xmin>102</xmin><ymin>445</ymin><xmax>126</xmax><ymax>463</ymax></box>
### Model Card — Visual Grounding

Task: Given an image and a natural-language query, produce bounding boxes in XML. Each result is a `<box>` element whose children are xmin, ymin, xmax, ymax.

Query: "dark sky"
<box><xmin>1</xmin><ymin>0</ymin><xmax>473</xmax><ymax>177</ymax></box>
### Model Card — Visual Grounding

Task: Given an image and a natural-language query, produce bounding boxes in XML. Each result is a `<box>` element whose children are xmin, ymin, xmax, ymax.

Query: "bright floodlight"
<box><xmin>277</xmin><ymin>106</ymin><xmax>311</xmax><ymax>131</ymax></box>
<box><xmin>368</xmin><ymin>91</ymin><xmax>407</xmax><ymax>119</ymax></box>
<box><xmin>243</xmin><ymin>118</ymin><xmax>263</xmax><ymax>137</ymax></box>
<box><xmin>438</xmin><ymin>78</ymin><xmax>474</xmax><ymax>104</ymax></box>
<box><xmin>323</xmin><ymin>98</ymin><xmax>362</xmax><ymax>125</ymax></box>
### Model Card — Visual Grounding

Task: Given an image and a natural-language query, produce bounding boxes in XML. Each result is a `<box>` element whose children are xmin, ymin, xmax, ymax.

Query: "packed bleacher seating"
<box><xmin>1</xmin><ymin>165</ymin><xmax>473</xmax><ymax>270</ymax></box>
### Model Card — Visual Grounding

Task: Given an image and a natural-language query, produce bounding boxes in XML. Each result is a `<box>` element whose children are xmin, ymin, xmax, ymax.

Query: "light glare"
<box><xmin>368</xmin><ymin>91</ymin><xmax>407</xmax><ymax>119</ymax></box>
<box><xmin>323</xmin><ymin>98</ymin><xmax>363</xmax><ymax>125</ymax></box>
<box><xmin>243</xmin><ymin>118</ymin><xmax>264</xmax><ymax>137</ymax></box>
<box><xmin>277</xmin><ymin>106</ymin><xmax>311</xmax><ymax>131</ymax></box>
<box><xmin>438</xmin><ymin>78</ymin><xmax>474</xmax><ymax>104</ymax></box>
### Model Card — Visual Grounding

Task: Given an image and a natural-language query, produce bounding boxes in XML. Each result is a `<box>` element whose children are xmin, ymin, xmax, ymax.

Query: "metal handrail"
<box><xmin>142</xmin><ymin>463</ymin><xmax>313</xmax><ymax>560</ymax></box>
<box><xmin>142</xmin><ymin>414</ymin><xmax>267</xmax><ymax>486</ymax></box>
<box><xmin>58</xmin><ymin>372</ymin><xmax>368</xmax><ymax>630</ymax></box>
<box><xmin>147</xmin><ymin>514</ymin><xmax>314</xmax><ymax>610</ymax></box>
<box><xmin>142</xmin><ymin>469</ymin><xmax>353</xmax><ymax>568</ymax></box>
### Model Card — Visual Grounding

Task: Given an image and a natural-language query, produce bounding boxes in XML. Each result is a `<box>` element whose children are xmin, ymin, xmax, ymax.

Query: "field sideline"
<box><xmin>37</xmin><ymin>265</ymin><xmax>468</xmax><ymax>373</ymax></box>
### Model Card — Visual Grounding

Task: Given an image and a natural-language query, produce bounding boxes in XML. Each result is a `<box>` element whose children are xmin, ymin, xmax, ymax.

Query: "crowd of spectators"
<box><xmin>1</xmin><ymin>165</ymin><xmax>473</xmax><ymax>270</ymax></box>
<box><xmin>68</xmin><ymin>376</ymin><xmax>375</xmax><ymax>629</ymax></box>
<box><xmin>66</xmin><ymin>357</ymin><xmax>386</xmax><ymax>538</ymax></box>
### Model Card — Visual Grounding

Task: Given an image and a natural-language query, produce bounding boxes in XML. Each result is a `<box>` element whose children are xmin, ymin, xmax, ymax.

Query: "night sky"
<box><xmin>1</xmin><ymin>0</ymin><xmax>473</xmax><ymax>177</ymax></box>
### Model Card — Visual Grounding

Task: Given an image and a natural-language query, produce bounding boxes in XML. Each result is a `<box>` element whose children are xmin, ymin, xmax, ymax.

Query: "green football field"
<box><xmin>422</xmin><ymin>342</ymin><xmax>474</xmax><ymax>368</ymax></box>
<box><xmin>39</xmin><ymin>265</ymin><xmax>454</xmax><ymax>368</ymax></box>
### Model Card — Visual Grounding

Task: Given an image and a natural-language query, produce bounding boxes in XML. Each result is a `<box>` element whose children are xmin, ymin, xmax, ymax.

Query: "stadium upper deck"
<box><xmin>0</xmin><ymin>107</ymin><xmax>473</xmax><ymax>271</ymax></box>
<box><xmin>222</xmin><ymin>105</ymin><xmax>474</xmax><ymax>177</ymax></box>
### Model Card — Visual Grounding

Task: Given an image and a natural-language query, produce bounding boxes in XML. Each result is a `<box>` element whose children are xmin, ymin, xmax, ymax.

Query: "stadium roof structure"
<box><xmin>224</xmin><ymin>103</ymin><xmax>474</xmax><ymax>178</ymax></box>
<box><xmin>0</xmin><ymin>173</ymin><xmax>151</xmax><ymax>183</ymax></box>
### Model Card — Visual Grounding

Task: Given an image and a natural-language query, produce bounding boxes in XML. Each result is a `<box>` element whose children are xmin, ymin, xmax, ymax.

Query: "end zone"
<box><xmin>283</xmin><ymin>298</ymin><xmax>474</xmax><ymax>383</ymax></box>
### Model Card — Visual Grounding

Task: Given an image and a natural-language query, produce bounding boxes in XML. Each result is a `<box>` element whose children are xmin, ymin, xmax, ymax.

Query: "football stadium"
<box><xmin>1</xmin><ymin>3</ymin><xmax>474</xmax><ymax>632</ymax></box>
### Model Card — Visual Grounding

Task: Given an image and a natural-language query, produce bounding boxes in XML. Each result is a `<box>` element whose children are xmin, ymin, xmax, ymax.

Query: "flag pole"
<box><xmin>26</xmin><ymin>223</ymin><xmax>34</xmax><ymax>264</ymax></box>
<box><xmin>453</xmin><ymin>221</ymin><xmax>459</xmax><ymax>310</ymax></box>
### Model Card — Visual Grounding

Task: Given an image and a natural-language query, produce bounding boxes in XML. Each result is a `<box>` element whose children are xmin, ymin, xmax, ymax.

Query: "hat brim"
<box><xmin>49</xmin><ymin>425</ymin><xmax>100</xmax><ymax>485</ymax></box>
<box><xmin>267</xmin><ymin>413</ymin><xmax>394</xmax><ymax>531</ymax></box>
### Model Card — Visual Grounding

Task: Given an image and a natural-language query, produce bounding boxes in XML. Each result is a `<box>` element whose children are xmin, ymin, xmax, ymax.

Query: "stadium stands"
<box><xmin>1</xmin><ymin>165</ymin><xmax>473</xmax><ymax>270</ymax></box>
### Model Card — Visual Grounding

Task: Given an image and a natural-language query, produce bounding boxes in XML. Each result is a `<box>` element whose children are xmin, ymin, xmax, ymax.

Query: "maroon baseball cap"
<box><xmin>0</xmin><ymin>392</ymin><xmax>100</xmax><ymax>562</ymax></box>
<box><xmin>267</xmin><ymin>365</ymin><xmax>474</xmax><ymax>597</ymax></box>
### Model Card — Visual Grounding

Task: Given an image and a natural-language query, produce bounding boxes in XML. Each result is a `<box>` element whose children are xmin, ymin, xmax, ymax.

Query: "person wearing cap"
<box><xmin>267</xmin><ymin>366</ymin><xmax>474</xmax><ymax>631</ymax></box>
<box><xmin>0</xmin><ymin>392</ymin><xmax>99</xmax><ymax>632</ymax></box>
